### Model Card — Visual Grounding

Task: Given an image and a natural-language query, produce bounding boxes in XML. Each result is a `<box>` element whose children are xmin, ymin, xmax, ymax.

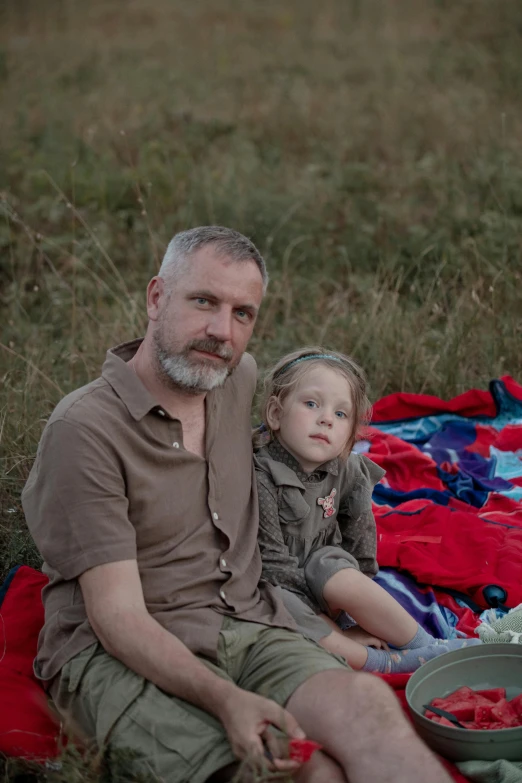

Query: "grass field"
<box><xmin>1</xmin><ymin>0</ymin><xmax>522</xmax><ymax>778</ymax></box>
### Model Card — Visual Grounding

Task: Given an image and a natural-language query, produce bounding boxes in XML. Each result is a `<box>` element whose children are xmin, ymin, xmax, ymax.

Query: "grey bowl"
<box><xmin>405</xmin><ymin>643</ymin><xmax>522</xmax><ymax>762</ymax></box>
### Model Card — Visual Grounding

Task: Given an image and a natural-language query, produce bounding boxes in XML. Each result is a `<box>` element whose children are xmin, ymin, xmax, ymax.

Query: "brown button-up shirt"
<box><xmin>22</xmin><ymin>340</ymin><xmax>295</xmax><ymax>682</ymax></box>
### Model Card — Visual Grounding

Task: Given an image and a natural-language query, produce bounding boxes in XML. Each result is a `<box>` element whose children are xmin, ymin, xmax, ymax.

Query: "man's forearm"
<box><xmin>92</xmin><ymin>604</ymin><xmax>237</xmax><ymax>719</ymax></box>
<box><xmin>79</xmin><ymin>560</ymin><xmax>304</xmax><ymax>767</ymax></box>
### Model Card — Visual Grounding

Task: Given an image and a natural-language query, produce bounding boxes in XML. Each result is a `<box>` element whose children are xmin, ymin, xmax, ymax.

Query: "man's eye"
<box><xmin>196</xmin><ymin>298</ymin><xmax>209</xmax><ymax>306</ymax></box>
<box><xmin>236</xmin><ymin>310</ymin><xmax>249</xmax><ymax>321</ymax></box>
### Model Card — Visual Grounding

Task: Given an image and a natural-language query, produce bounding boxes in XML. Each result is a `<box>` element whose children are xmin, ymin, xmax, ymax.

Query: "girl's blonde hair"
<box><xmin>256</xmin><ymin>346</ymin><xmax>371</xmax><ymax>458</ymax></box>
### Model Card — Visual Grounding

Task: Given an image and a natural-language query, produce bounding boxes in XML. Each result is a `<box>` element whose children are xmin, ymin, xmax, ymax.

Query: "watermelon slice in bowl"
<box><xmin>405</xmin><ymin>644</ymin><xmax>522</xmax><ymax>762</ymax></box>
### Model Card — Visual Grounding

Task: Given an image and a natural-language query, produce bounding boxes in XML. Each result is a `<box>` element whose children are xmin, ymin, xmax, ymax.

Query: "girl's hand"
<box><xmin>342</xmin><ymin>625</ymin><xmax>390</xmax><ymax>650</ymax></box>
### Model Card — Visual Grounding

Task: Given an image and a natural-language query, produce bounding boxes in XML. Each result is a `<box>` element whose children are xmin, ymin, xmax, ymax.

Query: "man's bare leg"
<box><xmin>286</xmin><ymin>670</ymin><xmax>452</xmax><ymax>783</ymax></box>
<box><xmin>207</xmin><ymin>753</ymin><xmax>344</xmax><ymax>782</ymax></box>
<box><xmin>294</xmin><ymin>751</ymin><xmax>345</xmax><ymax>782</ymax></box>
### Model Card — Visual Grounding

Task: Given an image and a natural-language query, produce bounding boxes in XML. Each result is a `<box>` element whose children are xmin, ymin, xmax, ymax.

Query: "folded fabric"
<box><xmin>367</xmin><ymin>376</ymin><xmax>522</xmax><ymax>610</ymax></box>
<box><xmin>457</xmin><ymin>759</ymin><xmax>522</xmax><ymax>783</ymax></box>
<box><xmin>476</xmin><ymin>604</ymin><xmax>522</xmax><ymax>644</ymax></box>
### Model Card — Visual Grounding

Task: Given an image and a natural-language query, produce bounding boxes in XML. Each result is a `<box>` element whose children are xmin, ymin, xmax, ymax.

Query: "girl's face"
<box><xmin>267</xmin><ymin>365</ymin><xmax>354</xmax><ymax>473</ymax></box>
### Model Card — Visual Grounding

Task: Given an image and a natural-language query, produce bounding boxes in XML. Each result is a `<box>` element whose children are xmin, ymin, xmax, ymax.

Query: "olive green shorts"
<box><xmin>50</xmin><ymin>617</ymin><xmax>347</xmax><ymax>783</ymax></box>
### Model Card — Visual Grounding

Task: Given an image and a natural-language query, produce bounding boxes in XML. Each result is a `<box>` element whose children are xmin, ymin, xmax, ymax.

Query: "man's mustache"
<box><xmin>185</xmin><ymin>338</ymin><xmax>234</xmax><ymax>362</ymax></box>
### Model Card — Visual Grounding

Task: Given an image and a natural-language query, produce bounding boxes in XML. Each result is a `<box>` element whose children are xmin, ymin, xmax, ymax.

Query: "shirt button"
<box><xmin>213</xmin><ymin>512</ymin><xmax>219</xmax><ymax>520</ymax></box>
<box><xmin>220</xmin><ymin>589</ymin><xmax>226</xmax><ymax>600</ymax></box>
<box><xmin>221</xmin><ymin>558</ymin><xmax>227</xmax><ymax>568</ymax></box>
<box><xmin>172</xmin><ymin>442</ymin><xmax>179</xmax><ymax>448</ymax></box>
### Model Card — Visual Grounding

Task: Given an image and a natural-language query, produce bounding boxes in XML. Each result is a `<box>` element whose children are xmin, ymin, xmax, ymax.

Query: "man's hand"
<box><xmin>217</xmin><ymin>685</ymin><xmax>306</xmax><ymax>773</ymax></box>
<box><xmin>80</xmin><ymin>562</ymin><xmax>307</xmax><ymax>772</ymax></box>
<box><xmin>342</xmin><ymin>625</ymin><xmax>390</xmax><ymax>650</ymax></box>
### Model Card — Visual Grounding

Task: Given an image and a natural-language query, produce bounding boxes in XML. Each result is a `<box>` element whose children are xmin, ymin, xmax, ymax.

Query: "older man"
<box><xmin>23</xmin><ymin>226</ymin><xmax>451</xmax><ymax>783</ymax></box>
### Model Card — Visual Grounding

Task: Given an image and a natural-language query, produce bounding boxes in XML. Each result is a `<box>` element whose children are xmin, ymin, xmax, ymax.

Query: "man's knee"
<box><xmin>210</xmin><ymin>752</ymin><xmax>346</xmax><ymax>783</ymax></box>
<box><xmin>332</xmin><ymin>669</ymin><xmax>407</xmax><ymax>719</ymax></box>
<box><xmin>337</xmin><ymin>669</ymin><xmax>399</xmax><ymax>703</ymax></box>
<box><xmin>289</xmin><ymin>668</ymin><xmax>405</xmax><ymax>723</ymax></box>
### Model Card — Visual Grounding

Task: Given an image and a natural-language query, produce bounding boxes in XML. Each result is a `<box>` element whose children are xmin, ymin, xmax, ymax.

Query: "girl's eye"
<box><xmin>305</xmin><ymin>401</ymin><xmax>318</xmax><ymax>409</ymax></box>
<box><xmin>335</xmin><ymin>411</ymin><xmax>347</xmax><ymax>419</ymax></box>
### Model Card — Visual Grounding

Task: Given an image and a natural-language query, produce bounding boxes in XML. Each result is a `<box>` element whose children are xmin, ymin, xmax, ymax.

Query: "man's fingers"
<box><xmin>262</xmin><ymin>730</ymin><xmax>301</xmax><ymax>772</ymax></box>
<box><xmin>251</xmin><ymin>733</ymin><xmax>267</xmax><ymax>759</ymax></box>
<box><xmin>224</xmin><ymin>694</ymin><xmax>305</xmax><ymax>769</ymax></box>
<box><xmin>273</xmin><ymin>758</ymin><xmax>302</xmax><ymax>772</ymax></box>
<box><xmin>236</xmin><ymin>733</ymin><xmax>266</xmax><ymax>764</ymax></box>
<box><xmin>262</xmin><ymin>727</ymin><xmax>288</xmax><ymax>761</ymax></box>
<box><xmin>265</xmin><ymin>704</ymin><xmax>305</xmax><ymax>739</ymax></box>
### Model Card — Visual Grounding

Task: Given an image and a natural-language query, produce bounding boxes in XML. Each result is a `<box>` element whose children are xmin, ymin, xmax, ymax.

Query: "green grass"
<box><xmin>1</xmin><ymin>0</ymin><xmax>522</xmax><ymax>778</ymax></box>
<box><xmin>0</xmin><ymin>746</ymin><xmax>157</xmax><ymax>783</ymax></box>
<box><xmin>0</xmin><ymin>747</ymin><xmax>287</xmax><ymax>783</ymax></box>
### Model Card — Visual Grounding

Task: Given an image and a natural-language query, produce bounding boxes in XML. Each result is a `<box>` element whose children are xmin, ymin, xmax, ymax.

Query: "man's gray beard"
<box><xmin>154</xmin><ymin>336</ymin><xmax>234</xmax><ymax>393</ymax></box>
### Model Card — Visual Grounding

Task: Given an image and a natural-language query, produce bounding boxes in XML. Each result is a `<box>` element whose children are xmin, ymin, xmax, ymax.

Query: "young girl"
<box><xmin>254</xmin><ymin>347</ymin><xmax>480</xmax><ymax>673</ymax></box>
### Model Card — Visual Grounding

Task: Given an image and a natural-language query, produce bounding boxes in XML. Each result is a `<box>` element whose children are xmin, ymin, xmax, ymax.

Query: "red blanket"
<box><xmin>0</xmin><ymin>566</ymin><xmax>468</xmax><ymax>779</ymax></box>
<box><xmin>0</xmin><ymin>566</ymin><xmax>61</xmax><ymax>759</ymax></box>
<box><xmin>368</xmin><ymin>375</ymin><xmax>522</xmax><ymax>610</ymax></box>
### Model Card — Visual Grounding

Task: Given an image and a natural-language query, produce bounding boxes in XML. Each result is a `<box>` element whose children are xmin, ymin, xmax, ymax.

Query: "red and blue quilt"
<box><xmin>365</xmin><ymin>375</ymin><xmax>522</xmax><ymax>630</ymax></box>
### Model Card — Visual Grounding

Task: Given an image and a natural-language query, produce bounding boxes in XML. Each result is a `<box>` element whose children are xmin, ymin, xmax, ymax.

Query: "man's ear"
<box><xmin>146</xmin><ymin>276</ymin><xmax>166</xmax><ymax>322</ymax></box>
<box><xmin>266</xmin><ymin>397</ymin><xmax>283</xmax><ymax>432</ymax></box>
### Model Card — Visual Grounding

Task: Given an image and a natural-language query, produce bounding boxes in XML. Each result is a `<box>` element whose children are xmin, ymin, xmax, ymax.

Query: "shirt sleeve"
<box><xmin>22</xmin><ymin>418</ymin><xmax>137</xmax><ymax>580</ymax></box>
<box><xmin>256</xmin><ymin>470</ymin><xmax>315</xmax><ymax>606</ymax></box>
<box><xmin>337</xmin><ymin>455</ymin><xmax>385</xmax><ymax>578</ymax></box>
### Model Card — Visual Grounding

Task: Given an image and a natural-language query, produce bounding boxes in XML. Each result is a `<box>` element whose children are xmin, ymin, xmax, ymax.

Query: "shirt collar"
<box><xmin>101</xmin><ymin>338</ymin><xmax>164</xmax><ymax>421</ymax></box>
<box><xmin>266</xmin><ymin>438</ymin><xmax>339</xmax><ymax>481</ymax></box>
<box><xmin>101</xmin><ymin>338</ymin><xmax>224</xmax><ymax>426</ymax></box>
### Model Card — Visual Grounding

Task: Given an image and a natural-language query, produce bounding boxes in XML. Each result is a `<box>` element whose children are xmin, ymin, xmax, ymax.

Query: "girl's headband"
<box><xmin>273</xmin><ymin>353</ymin><xmax>342</xmax><ymax>380</ymax></box>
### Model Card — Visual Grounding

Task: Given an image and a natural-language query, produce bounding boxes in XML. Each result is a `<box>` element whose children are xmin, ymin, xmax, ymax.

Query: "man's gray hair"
<box><xmin>158</xmin><ymin>226</ymin><xmax>268</xmax><ymax>292</ymax></box>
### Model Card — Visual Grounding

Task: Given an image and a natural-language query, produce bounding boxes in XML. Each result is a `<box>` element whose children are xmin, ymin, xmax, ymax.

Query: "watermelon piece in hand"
<box><xmin>289</xmin><ymin>738</ymin><xmax>322</xmax><ymax>763</ymax></box>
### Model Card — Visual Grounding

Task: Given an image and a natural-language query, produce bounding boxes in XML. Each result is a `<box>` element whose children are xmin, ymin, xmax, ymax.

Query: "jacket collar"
<box><xmin>254</xmin><ymin>438</ymin><xmax>339</xmax><ymax>488</ymax></box>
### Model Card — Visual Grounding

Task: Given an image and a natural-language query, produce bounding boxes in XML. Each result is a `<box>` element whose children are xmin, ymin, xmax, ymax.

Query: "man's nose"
<box><xmin>206</xmin><ymin>308</ymin><xmax>233</xmax><ymax>342</ymax></box>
